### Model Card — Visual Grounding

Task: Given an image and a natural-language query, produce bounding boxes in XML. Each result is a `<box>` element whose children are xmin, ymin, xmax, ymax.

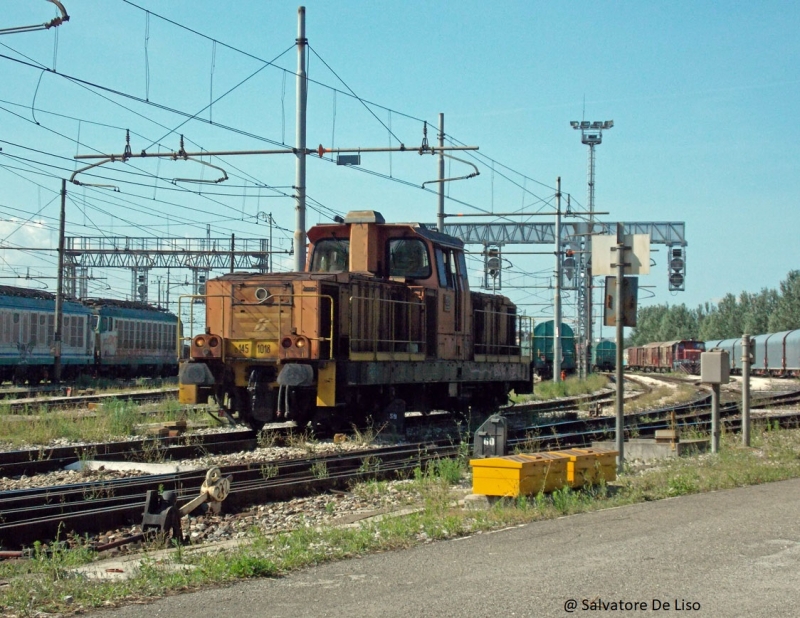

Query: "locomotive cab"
<box><xmin>180</xmin><ymin>211</ymin><xmax>532</xmax><ymax>431</ymax></box>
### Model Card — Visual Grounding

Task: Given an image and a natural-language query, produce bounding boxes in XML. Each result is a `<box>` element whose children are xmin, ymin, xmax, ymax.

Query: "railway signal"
<box><xmin>668</xmin><ymin>246</ymin><xmax>686</xmax><ymax>291</ymax></box>
<box><xmin>484</xmin><ymin>246</ymin><xmax>502</xmax><ymax>291</ymax></box>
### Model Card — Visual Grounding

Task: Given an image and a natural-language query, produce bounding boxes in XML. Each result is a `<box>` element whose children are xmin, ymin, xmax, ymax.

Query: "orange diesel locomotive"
<box><xmin>179</xmin><ymin>211</ymin><xmax>532</xmax><ymax>430</ymax></box>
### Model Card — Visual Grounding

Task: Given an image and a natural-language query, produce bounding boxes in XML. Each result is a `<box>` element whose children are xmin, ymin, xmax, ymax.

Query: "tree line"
<box><xmin>628</xmin><ymin>270</ymin><xmax>800</xmax><ymax>346</ymax></box>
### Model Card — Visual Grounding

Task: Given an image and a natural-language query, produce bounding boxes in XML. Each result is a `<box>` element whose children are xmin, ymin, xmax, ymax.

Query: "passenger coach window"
<box><xmin>389</xmin><ymin>238</ymin><xmax>430</xmax><ymax>279</ymax></box>
<box><xmin>311</xmin><ymin>239</ymin><xmax>350</xmax><ymax>273</ymax></box>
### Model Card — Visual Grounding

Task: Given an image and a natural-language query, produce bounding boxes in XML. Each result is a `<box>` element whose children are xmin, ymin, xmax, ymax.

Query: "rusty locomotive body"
<box><xmin>179</xmin><ymin>211</ymin><xmax>532</xmax><ymax>430</ymax></box>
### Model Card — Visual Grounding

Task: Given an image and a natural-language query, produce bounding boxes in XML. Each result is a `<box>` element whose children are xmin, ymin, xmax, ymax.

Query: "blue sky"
<box><xmin>0</xmin><ymin>1</ymin><xmax>797</xmax><ymax>334</ymax></box>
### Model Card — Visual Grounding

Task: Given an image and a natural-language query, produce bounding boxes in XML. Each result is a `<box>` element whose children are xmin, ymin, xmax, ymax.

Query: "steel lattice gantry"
<box><xmin>61</xmin><ymin>236</ymin><xmax>273</xmax><ymax>302</ymax></box>
<box><xmin>64</xmin><ymin>237</ymin><xmax>272</xmax><ymax>270</ymax></box>
<box><xmin>435</xmin><ymin>221</ymin><xmax>686</xmax><ymax>247</ymax></box>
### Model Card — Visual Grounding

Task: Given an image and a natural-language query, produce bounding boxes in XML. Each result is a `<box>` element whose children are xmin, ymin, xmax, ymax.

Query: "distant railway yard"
<box><xmin>1</xmin><ymin>371</ymin><xmax>799</xmax><ymax>557</ymax></box>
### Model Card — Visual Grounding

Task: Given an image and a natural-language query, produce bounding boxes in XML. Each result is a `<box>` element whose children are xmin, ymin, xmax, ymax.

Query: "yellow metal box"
<box><xmin>548</xmin><ymin>447</ymin><xmax>618</xmax><ymax>487</ymax></box>
<box><xmin>470</xmin><ymin>453</ymin><xmax>567</xmax><ymax>497</ymax></box>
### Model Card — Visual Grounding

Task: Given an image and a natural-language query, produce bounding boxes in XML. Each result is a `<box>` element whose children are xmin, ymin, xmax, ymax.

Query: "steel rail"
<box><xmin>3</xmin><ymin>388</ymin><xmax>178</xmax><ymax>414</ymax></box>
<box><xmin>0</xmin><ymin>442</ymin><xmax>459</xmax><ymax>549</ymax></box>
<box><xmin>0</xmin><ymin>429</ymin><xmax>256</xmax><ymax>477</ymax></box>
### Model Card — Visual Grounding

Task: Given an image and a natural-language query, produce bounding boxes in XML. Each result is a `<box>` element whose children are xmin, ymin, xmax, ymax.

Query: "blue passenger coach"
<box><xmin>0</xmin><ymin>286</ymin><xmax>92</xmax><ymax>383</ymax></box>
<box><xmin>0</xmin><ymin>285</ymin><xmax>179</xmax><ymax>383</ymax></box>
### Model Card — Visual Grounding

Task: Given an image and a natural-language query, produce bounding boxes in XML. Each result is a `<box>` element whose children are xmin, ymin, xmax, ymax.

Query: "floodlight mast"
<box><xmin>570</xmin><ymin>119</ymin><xmax>613</xmax><ymax>377</ymax></box>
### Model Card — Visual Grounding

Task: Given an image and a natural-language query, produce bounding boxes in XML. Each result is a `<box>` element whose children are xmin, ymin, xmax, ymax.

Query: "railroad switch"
<box><xmin>142</xmin><ymin>490</ymin><xmax>182</xmax><ymax>540</ymax></box>
<box><xmin>141</xmin><ymin>467</ymin><xmax>232</xmax><ymax>542</ymax></box>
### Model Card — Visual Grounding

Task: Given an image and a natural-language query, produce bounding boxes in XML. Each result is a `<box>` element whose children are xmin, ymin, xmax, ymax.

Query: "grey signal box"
<box><xmin>701</xmin><ymin>350</ymin><xmax>730</xmax><ymax>384</ymax></box>
<box><xmin>473</xmin><ymin>414</ymin><xmax>507</xmax><ymax>458</ymax></box>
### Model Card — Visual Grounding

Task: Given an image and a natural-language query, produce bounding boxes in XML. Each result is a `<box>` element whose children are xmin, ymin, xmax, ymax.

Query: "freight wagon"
<box><xmin>532</xmin><ymin>320</ymin><xmax>576</xmax><ymax>379</ymax></box>
<box><xmin>625</xmin><ymin>340</ymin><xmax>704</xmax><ymax>374</ymax></box>
<box><xmin>591</xmin><ymin>339</ymin><xmax>616</xmax><ymax>371</ymax></box>
<box><xmin>711</xmin><ymin>330</ymin><xmax>800</xmax><ymax>376</ymax></box>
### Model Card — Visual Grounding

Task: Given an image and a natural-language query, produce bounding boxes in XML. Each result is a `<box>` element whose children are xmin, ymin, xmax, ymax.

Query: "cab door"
<box><xmin>435</xmin><ymin>247</ymin><xmax>469</xmax><ymax>360</ymax></box>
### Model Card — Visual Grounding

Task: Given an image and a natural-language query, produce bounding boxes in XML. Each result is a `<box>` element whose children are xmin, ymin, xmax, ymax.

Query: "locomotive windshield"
<box><xmin>310</xmin><ymin>238</ymin><xmax>350</xmax><ymax>273</ymax></box>
<box><xmin>389</xmin><ymin>238</ymin><xmax>431</xmax><ymax>279</ymax></box>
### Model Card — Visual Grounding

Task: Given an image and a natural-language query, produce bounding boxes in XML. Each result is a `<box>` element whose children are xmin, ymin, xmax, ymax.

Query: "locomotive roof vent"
<box><xmin>344</xmin><ymin>210</ymin><xmax>385</xmax><ymax>224</ymax></box>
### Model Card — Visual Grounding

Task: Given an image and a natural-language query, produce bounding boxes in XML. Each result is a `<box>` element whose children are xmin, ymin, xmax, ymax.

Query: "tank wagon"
<box><xmin>625</xmin><ymin>340</ymin><xmax>704</xmax><ymax>374</ymax></box>
<box><xmin>591</xmin><ymin>339</ymin><xmax>616</xmax><ymax>371</ymax></box>
<box><xmin>0</xmin><ymin>285</ymin><xmax>179</xmax><ymax>383</ymax></box>
<box><xmin>178</xmin><ymin>211</ymin><xmax>533</xmax><ymax>430</ymax></box>
<box><xmin>531</xmin><ymin>320</ymin><xmax>576</xmax><ymax>379</ymax></box>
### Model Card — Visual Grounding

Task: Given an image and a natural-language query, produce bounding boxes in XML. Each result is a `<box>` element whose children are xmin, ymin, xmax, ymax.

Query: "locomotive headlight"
<box><xmin>281</xmin><ymin>337</ymin><xmax>293</xmax><ymax>349</ymax></box>
<box><xmin>208</xmin><ymin>337</ymin><xmax>219</xmax><ymax>347</ymax></box>
<box><xmin>295</xmin><ymin>337</ymin><xmax>306</xmax><ymax>349</ymax></box>
<box><xmin>195</xmin><ymin>337</ymin><xmax>206</xmax><ymax>347</ymax></box>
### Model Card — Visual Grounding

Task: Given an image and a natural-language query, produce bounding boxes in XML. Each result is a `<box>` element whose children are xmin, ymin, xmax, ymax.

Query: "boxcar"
<box><xmin>716</xmin><ymin>330</ymin><xmax>800</xmax><ymax>376</ymax></box>
<box><xmin>625</xmin><ymin>340</ymin><xmax>704</xmax><ymax>374</ymax></box>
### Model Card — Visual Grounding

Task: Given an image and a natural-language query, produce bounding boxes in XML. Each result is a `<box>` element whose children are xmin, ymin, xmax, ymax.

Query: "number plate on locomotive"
<box><xmin>229</xmin><ymin>340</ymin><xmax>279</xmax><ymax>358</ymax></box>
<box><xmin>254</xmin><ymin>341</ymin><xmax>278</xmax><ymax>358</ymax></box>
<box><xmin>229</xmin><ymin>340</ymin><xmax>253</xmax><ymax>357</ymax></box>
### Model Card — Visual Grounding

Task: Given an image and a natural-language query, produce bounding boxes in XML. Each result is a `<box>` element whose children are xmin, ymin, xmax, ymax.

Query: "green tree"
<box><xmin>742</xmin><ymin>288</ymin><xmax>779</xmax><ymax>335</ymax></box>
<box><xmin>659</xmin><ymin>303</ymin><xmax>699</xmax><ymax>341</ymax></box>
<box><xmin>768</xmin><ymin>271</ymin><xmax>800</xmax><ymax>332</ymax></box>
<box><xmin>714</xmin><ymin>293</ymin><xmax>744</xmax><ymax>339</ymax></box>
<box><xmin>629</xmin><ymin>304</ymin><xmax>669</xmax><ymax>345</ymax></box>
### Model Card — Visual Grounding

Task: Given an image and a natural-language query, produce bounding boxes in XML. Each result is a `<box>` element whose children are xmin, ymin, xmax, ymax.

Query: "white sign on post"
<box><xmin>591</xmin><ymin>234</ymin><xmax>650</xmax><ymax>276</ymax></box>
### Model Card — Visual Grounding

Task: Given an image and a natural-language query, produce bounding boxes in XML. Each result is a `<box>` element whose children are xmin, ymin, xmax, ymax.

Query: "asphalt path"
<box><xmin>96</xmin><ymin>478</ymin><xmax>800</xmax><ymax>617</ymax></box>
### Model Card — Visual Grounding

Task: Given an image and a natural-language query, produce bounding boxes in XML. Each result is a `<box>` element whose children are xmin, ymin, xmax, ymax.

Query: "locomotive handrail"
<box><xmin>348</xmin><ymin>294</ymin><xmax>426</xmax><ymax>359</ymax></box>
<box><xmin>474</xmin><ymin>308</ymin><xmax>533</xmax><ymax>359</ymax></box>
<box><xmin>229</xmin><ymin>293</ymin><xmax>335</xmax><ymax>360</ymax></box>
<box><xmin>178</xmin><ymin>292</ymin><xmax>335</xmax><ymax>361</ymax></box>
<box><xmin>176</xmin><ymin>294</ymin><xmax>229</xmax><ymax>361</ymax></box>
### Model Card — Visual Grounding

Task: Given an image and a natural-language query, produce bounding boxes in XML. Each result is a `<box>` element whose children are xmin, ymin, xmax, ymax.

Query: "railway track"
<box><xmin>0</xmin><ymin>441</ymin><xmax>459</xmax><ymax>549</ymax></box>
<box><xmin>510</xmin><ymin>386</ymin><xmax>800</xmax><ymax>451</ymax></box>
<box><xmin>2</xmin><ymin>379</ymin><xmax>796</xmax><ymax>552</ymax></box>
<box><xmin>0</xmin><ymin>377</ymin><xmax>176</xmax><ymax>400</ymax></box>
<box><xmin>1</xmin><ymin>387</ymin><xmax>178</xmax><ymax>414</ymax></box>
<box><xmin>0</xmin><ymin>428</ymin><xmax>257</xmax><ymax>478</ymax></box>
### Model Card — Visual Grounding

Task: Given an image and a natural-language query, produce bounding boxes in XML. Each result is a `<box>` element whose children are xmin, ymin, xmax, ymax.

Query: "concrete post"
<box><xmin>437</xmin><ymin>113</ymin><xmax>445</xmax><ymax>233</ymax></box>
<box><xmin>711</xmin><ymin>383</ymin><xmax>720</xmax><ymax>453</ymax></box>
<box><xmin>293</xmin><ymin>6</ymin><xmax>308</xmax><ymax>272</ymax></box>
<box><xmin>54</xmin><ymin>179</ymin><xmax>66</xmax><ymax>382</ymax></box>
<box><xmin>553</xmin><ymin>177</ymin><xmax>562</xmax><ymax>383</ymax></box>
<box><xmin>614</xmin><ymin>222</ymin><xmax>625</xmax><ymax>471</ymax></box>
<box><xmin>742</xmin><ymin>334</ymin><xmax>751</xmax><ymax>446</ymax></box>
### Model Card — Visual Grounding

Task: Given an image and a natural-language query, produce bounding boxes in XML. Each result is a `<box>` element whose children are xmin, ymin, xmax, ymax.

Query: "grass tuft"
<box><xmin>5</xmin><ymin>424</ymin><xmax>800</xmax><ymax>615</ymax></box>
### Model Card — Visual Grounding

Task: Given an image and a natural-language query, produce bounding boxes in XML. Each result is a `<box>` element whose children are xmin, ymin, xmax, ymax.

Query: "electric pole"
<box><xmin>554</xmin><ymin>177</ymin><xmax>562</xmax><ymax>383</ymax></box>
<box><xmin>293</xmin><ymin>6</ymin><xmax>308</xmax><ymax>272</ymax></box>
<box><xmin>54</xmin><ymin>179</ymin><xmax>66</xmax><ymax>382</ymax></box>
<box><xmin>570</xmin><ymin>119</ymin><xmax>614</xmax><ymax>376</ymax></box>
